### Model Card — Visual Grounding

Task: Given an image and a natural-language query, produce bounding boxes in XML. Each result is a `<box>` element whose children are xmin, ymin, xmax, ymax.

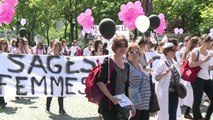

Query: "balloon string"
<box><xmin>155</xmin><ymin>32</ymin><xmax>159</xmax><ymax>42</ymax></box>
<box><xmin>143</xmin><ymin>33</ymin><xmax>146</xmax><ymax>44</ymax></box>
<box><xmin>178</xmin><ymin>34</ymin><xmax>180</xmax><ymax>41</ymax></box>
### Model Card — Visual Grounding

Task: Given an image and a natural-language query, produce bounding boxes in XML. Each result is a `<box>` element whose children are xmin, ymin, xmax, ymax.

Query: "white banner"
<box><xmin>0</xmin><ymin>53</ymin><xmax>109</xmax><ymax>97</ymax></box>
<box><xmin>92</xmin><ymin>25</ymin><xmax>130</xmax><ymax>40</ymax></box>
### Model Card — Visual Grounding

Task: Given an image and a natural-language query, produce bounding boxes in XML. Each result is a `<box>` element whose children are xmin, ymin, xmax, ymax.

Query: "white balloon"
<box><xmin>20</xmin><ymin>18</ymin><xmax>27</xmax><ymax>26</ymax></box>
<box><xmin>135</xmin><ymin>15</ymin><xmax>150</xmax><ymax>33</ymax></box>
<box><xmin>210</xmin><ymin>28</ymin><xmax>213</xmax><ymax>33</ymax></box>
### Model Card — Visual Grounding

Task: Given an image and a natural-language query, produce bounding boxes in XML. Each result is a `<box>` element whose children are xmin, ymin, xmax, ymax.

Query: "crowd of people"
<box><xmin>0</xmin><ymin>34</ymin><xmax>213</xmax><ymax>120</ymax></box>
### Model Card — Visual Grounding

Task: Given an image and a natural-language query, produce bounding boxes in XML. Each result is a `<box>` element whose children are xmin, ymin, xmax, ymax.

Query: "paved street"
<box><xmin>0</xmin><ymin>96</ymin><xmax>211</xmax><ymax>120</ymax></box>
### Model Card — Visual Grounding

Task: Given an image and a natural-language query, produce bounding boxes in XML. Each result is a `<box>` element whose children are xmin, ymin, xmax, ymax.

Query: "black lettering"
<box><xmin>16</xmin><ymin>76</ymin><xmax>28</xmax><ymax>95</ymax></box>
<box><xmin>50</xmin><ymin>76</ymin><xmax>63</xmax><ymax>96</ymax></box>
<box><xmin>78</xmin><ymin>77</ymin><xmax>86</xmax><ymax>94</ymax></box>
<box><xmin>121</xmin><ymin>26</ymin><xmax>128</xmax><ymax>31</ymax></box>
<box><xmin>7</xmin><ymin>54</ymin><xmax>25</xmax><ymax>73</ymax></box>
<box><xmin>116</xmin><ymin>26</ymin><xmax>120</xmax><ymax>31</ymax></box>
<box><xmin>80</xmin><ymin>58</ymin><xmax>96</xmax><ymax>73</ymax></box>
<box><xmin>31</xmin><ymin>76</ymin><xmax>47</xmax><ymax>95</ymax></box>
<box><xmin>0</xmin><ymin>74</ymin><xmax>11</xmax><ymax>86</ymax></box>
<box><xmin>28</xmin><ymin>55</ymin><xmax>47</xmax><ymax>74</ymax></box>
<box><xmin>65</xmin><ymin>77</ymin><xmax>77</xmax><ymax>95</ymax></box>
<box><xmin>66</xmin><ymin>57</ymin><xmax>79</xmax><ymax>74</ymax></box>
<box><xmin>47</xmin><ymin>56</ymin><xmax>62</xmax><ymax>74</ymax></box>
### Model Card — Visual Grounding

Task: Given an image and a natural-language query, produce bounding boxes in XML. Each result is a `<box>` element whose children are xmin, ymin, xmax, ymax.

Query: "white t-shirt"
<box><xmin>69</xmin><ymin>46</ymin><xmax>79</xmax><ymax>56</ymax></box>
<box><xmin>83</xmin><ymin>47</ymin><xmax>92</xmax><ymax>56</ymax></box>
<box><xmin>192</xmin><ymin>48</ymin><xmax>211</xmax><ymax>80</ymax></box>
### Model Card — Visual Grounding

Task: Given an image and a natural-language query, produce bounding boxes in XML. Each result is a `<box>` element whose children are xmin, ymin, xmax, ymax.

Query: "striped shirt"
<box><xmin>128</xmin><ymin>62</ymin><xmax>151</xmax><ymax>110</ymax></box>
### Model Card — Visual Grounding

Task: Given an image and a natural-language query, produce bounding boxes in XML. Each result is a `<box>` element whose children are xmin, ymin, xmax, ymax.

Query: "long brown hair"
<box><xmin>182</xmin><ymin>36</ymin><xmax>200</xmax><ymax>62</ymax></box>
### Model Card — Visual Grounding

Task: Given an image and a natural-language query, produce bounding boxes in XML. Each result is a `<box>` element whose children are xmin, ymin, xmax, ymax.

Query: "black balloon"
<box><xmin>149</xmin><ymin>15</ymin><xmax>160</xmax><ymax>30</ymax></box>
<box><xmin>99</xmin><ymin>18</ymin><xmax>116</xmax><ymax>39</ymax></box>
<box><xmin>19</xmin><ymin>28</ymin><xmax>27</xmax><ymax>37</ymax></box>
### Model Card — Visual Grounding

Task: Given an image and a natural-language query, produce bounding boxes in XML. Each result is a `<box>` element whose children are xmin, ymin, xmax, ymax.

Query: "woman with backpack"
<box><xmin>96</xmin><ymin>35</ymin><xmax>136</xmax><ymax>120</ymax></box>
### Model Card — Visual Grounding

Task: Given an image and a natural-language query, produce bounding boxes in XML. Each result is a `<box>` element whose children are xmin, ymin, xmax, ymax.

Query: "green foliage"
<box><xmin>1</xmin><ymin>0</ymin><xmax>213</xmax><ymax>45</ymax></box>
<box><xmin>199</xmin><ymin>3</ymin><xmax>213</xmax><ymax>34</ymax></box>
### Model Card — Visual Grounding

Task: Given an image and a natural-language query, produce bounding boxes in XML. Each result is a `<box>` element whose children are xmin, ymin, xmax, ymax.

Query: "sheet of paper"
<box><xmin>114</xmin><ymin>94</ymin><xmax>133</xmax><ymax>107</ymax></box>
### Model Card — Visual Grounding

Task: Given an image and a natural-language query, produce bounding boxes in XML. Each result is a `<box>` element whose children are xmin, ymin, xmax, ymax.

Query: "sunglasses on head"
<box><xmin>128</xmin><ymin>51</ymin><xmax>140</xmax><ymax>55</ymax></box>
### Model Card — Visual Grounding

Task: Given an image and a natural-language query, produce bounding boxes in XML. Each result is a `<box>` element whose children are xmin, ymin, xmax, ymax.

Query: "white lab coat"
<box><xmin>153</xmin><ymin>59</ymin><xmax>181</xmax><ymax>120</ymax></box>
<box><xmin>181</xmin><ymin>80</ymin><xmax>193</xmax><ymax>108</ymax></box>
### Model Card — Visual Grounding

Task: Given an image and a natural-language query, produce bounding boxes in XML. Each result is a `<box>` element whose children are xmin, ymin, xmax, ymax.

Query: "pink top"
<box><xmin>32</xmin><ymin>47</ymin><xmax>46</xmax><ymax>55</ymax></box>
<box><xmin>10</xmin><ymin>48</ymin><xmax>28</xmax><ymax>54</ymax></box>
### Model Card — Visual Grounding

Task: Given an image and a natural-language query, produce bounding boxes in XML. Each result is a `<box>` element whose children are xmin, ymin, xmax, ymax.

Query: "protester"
<box><xmin>47</xmin><ymin>39</ymin><xmax>55</xmax><ymax>55</ymax></box>
<box><xmin>32</xmin><ymin>41</ymin><xmax>46</xmax><ymax>55</ymax></box>
<box><xmin>96</xmin><ymin>35</ymin><xmax>136</xmax><ymax>120</ymax></box>
<box><xmin>61</xmin><ymin>39</ymin><xmax>69</xmax><ymax>56</ymax></box>
<box><xmin>145</xmin><ymin>39</ymin><xmax>156</xmax><ymax>62</ymax></box>
<box><xmin>181</xmin><ymin>36</ymin><xmax>200</xmax><ymax>119</ymax></box>
<box><xmin>153</xmin><ymin>42</ymin><xmax>180</xmax><ymax>120</ymax></box>
<box><xmin>189</xmin><ymin>34</ymin><xmax>213</xmax><ymax>120</ymax></box>
<box><xmin>69</xmin><ymin>40</ymin><xmax>81</xmax><ymax>56</ymax></box>
<box><xmin>91</xmin><ymin>40</ymin><xmax>104</xmax><ymax>56</ymax></box>
<box><xmin>138</xmin><ymin>39</ymin><xmax>148</xmax><ymax>69</ymax></box>
<box><xmin>0</xmin><ymin>38</ymin><xmax>9</xmax><ymax>108</ymax></box>
<box><xmin>180</xmin><ymin>36</ymin><xmax>191</xmax><ymax>54</ymax></box>
<box><xmin>11</xmin><ymin>37</ymin><xmax>31</xmax><ymax>54</ymax></box>
<box><xmin>102</xmin><ymin>43</ymin><xmax>109</xmax><ymax>55</ymax></box>
<box><xmin>46</xmin><ymin>41</ymin><xmax>66</xmax><ymax>114</ymax></box>
<box><xmin>155</xmin><ymin>41</ymin><xmax>164</xmax><ymax>54</ymax></box>
<box><xmin>23</xmin><ymin>38</ymin><xmax>33</xmax><ymax>54</ymax></box>
<box><xmin>83</xmin><ymin>41</ymin><xmax>93</xmax><ymax>56</ymax></box>
<box><xmin>9</xmin><ymin>38</ymin><xmax>17</xmax><ymax>52</ymax></box>
<box><xmin>126</xmin><ymin>43</ymin><xmax>151</xmax><ymax>120</ymax></box>
<box><xmin>11</xmin><ymin>37</ymin><xmax>31</xmax><ymax>100</ymax></box>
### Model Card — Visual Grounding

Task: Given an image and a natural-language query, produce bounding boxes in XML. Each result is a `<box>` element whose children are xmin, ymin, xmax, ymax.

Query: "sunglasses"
<box><xmin>128</xmin><ymin>51</ymin><xmax>140</xmax><ymax>55</ymax></box>
<box><xmin>117</xmin><ymin>44</ymin><xmax>128</xmax><ymax>48</ymax></box>
<box><xmin>0</xmin><ymin>43</ymin><xmax>7</xmax><ymax>45</ymax></box>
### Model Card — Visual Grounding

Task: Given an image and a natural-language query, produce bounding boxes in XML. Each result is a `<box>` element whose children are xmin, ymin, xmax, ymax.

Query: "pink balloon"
<box><xmin>179</xmin><ymin>28</ymin><xmax>184</xmax><ymax>34</ymax></box>
<box><xmin>127</xmin><ymin>2</ymin><xmax>134</xmax><ymax>8</ymax></box>
<box><xmin>77</xmin><ymin>9</ymin><xmax>94</xmax><ymax>32</ymax></box>
<box><xmin>0</xmin><ymin>3</ymin><xmax>15</xmax><ymax>24</ymax></box>
<box><xmin>85</xmin><ymin>9</ymin><xmax>92</xmax><ymax>15</ymax></box>
<box><xmin>174</xmin><ymin>28</ymin><xmax>179</xmax><ymax>34</ymax></box>
<box><xmin>158</xmin><ymin>13</ymin><xmax>165</xmax><ymax>19</ymax></box>
<box><xmin>118</xmin><ymin>1</ymin><xmax>145</xmax><ymax>30</ymax></box>
<box><xmin>134</xmin><ymin>1</ymin><xmax>142</xmax><ymax>8</ymax></box>
<box><xmin>120</xmin><ymin>4</ymin><xmax>126</xmax><ymax>11</ymax></box>
<box><xmin>2</xmin><ymin>0</ymin><xmax>19</xmax><ymax>7</ymax></box>
<box><xmin>156</xmin><ymin>13</ymin><xmax>166</xmax><ymax>34</ymax></box>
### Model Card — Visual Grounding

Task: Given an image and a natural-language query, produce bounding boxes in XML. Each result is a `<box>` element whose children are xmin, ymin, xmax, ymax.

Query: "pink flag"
<box><xmin>161</xmin><ymin>35</ymin><xmax>168</xmax><ymax>43</ymax></box>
